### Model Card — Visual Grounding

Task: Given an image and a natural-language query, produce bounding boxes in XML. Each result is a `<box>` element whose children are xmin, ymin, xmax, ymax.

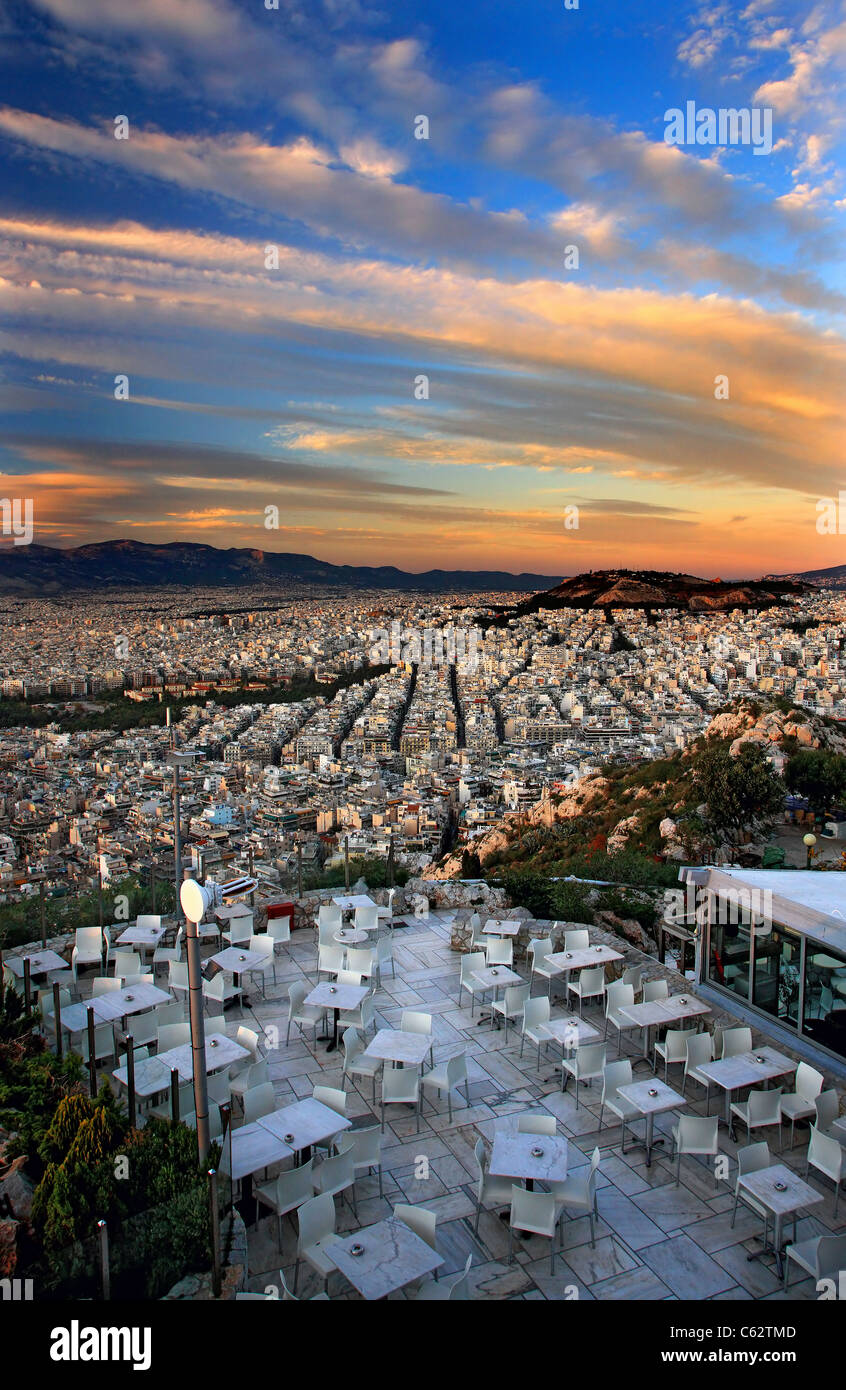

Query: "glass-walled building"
<box><xmin>680</xmin><ymin>866</ymin><xmax>846</xmax><ymax>1065</ymax></box>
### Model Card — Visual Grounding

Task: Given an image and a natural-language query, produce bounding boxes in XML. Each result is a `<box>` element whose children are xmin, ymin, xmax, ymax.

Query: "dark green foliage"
<box><xmin>694</xmin><ymin>742</ymin><xmax>785</xmax><ymax>848</ymax></box>
<box><xmin>784</xmin><ymin>748</ymin><xmax>846</xmax><ymax>815</ymax></box>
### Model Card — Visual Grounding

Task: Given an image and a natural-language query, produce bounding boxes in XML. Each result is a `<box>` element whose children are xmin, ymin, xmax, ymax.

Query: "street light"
<box><xmin>803</xmin><ymin>832</ymin><xmax>817</xmax><ymax>869</ymax></box>
<box><xmin>166</xmin><ymin>750</ymin><xmax>203</xmax><ymax>922</ymax></box>
<box><xmin>179</xmin><ymin>873</ymin><xmax>258</xmax><ymax>1161</ymax></box>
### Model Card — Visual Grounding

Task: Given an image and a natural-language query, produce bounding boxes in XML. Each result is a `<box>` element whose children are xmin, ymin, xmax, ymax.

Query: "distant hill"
<box><xmin>0</xmin><ymin>540</ymin><xmax>562</xmax><ymax>596</ymax></box>
<box><xmin>484</xmin><ymin>569</ymin><xmax>809</xmax><ymax>625</ymax></box>
<box><xmin>767</xmin><ymin>562</ymin><xmax>846</xmax><ymax>590</ymax></box>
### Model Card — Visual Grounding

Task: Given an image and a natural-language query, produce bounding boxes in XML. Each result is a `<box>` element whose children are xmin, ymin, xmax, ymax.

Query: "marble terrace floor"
<box><xmin>176</xmin><ymin>913</ymin><xmax>845</xmax><ymax>1300</ymax></box>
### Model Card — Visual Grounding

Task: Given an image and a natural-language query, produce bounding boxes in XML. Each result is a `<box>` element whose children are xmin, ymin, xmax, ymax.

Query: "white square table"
<box><xmin>332</xmin><ymin>894</ymin><xmax>375</xmax><ymax>911</ymax></box>
<box><xmin>738</xmin><ymin>1163</ymin><xmax>824</xmax><ymax>1279</ymax></box>
<box><xmin>489</xmin><ymin>1129</ymin><xmax>569</xmax><ymax>1189</ymax></box>
<box><xmin>115</xmin><ymin>924</ymin><xmax>165</xmax><ymax>948</ymax></box>
<box><xmin>61</xmin><ymin>981</ymin><xmax>171</xmax><ymax>1032</ymax></box>
<box><xmin>210</xmin><ymin>947</ymin><xmax>265</xmax><ymax>983</ymax></box>
<box><xmin>616</xmin><ymin>1078</ymin><xmax>686</xmax><ymax>1167</ymax></box>
<box><xmin>4</xmin><ymin>949</ymin><xmax>69</xmax><ymax>979</ymax></box>
<box><xmin>331</xmin><ymin>1218</ymin><xmax>443</xmax><ymax>1299</ymax></box>
<box><xmin>257</xmin><ymin>1097</ymin><xmax>351</xmax><ymax>1157</ymax></box>
<box><xmin>471</xmin><ymin>965</ymin><xmax>522</xmax><ymax>1027</ymax></box>
<box><xmin>540</xmin><ymin>1014</ymin><xmax>601</xmax><ymax>1087</ymax></box>
<box><xmin>334</xmin><ymin>927</ymin><xmax>369</xmax><ymax>946</ymax></box>
<box><xmin>696</xmin><ymin>1047</ymin><xmax>797</xmax><ymax>1126</ymax></box>
<box><xmin>547</xmin><ymin>944</ymin><xmax>624</xmax><ymax>973</ymax></box>
<box><xmin>223</xmin><ymin>1121</ymin><xmax>293</xmax><ymax>1181</ymax></box>
<box><xmin>363</xmin><ymin>1028</ymin><xmax>431</xmax><ymax>1067</ymax></box>
<box><xmin>112</xmin><ymin>1030</ymin><xmax>249</xmax><ymax>1097</ymax></box>
<box><xmin>619</xmin><ymin>994</ymin><xmax>711</xmax><ymax>1059</ymax></box>
<box><xmin>306</xmin><ymin>981</ymin><xmax>370</xmax><ymax>1052</ymax></box>
<box><xmin>482</xmin><ymin>919</ymin><xmax>522</xmax><ymax>937</ymax></box>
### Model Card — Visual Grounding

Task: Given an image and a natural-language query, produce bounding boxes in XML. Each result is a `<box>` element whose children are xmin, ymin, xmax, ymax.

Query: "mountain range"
<box><xmin>0</xmin><ymin>540</ymin><xmax>562</xmax><ymax>596</ymax></box>
<box><xmin>0</xmin><ymin>541</ymin><xmax>837</xmax><ymax>602</ymax></box>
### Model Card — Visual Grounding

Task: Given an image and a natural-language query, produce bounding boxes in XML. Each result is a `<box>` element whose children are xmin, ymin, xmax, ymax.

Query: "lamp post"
<box><xmin>180</xmin><ymin>873</ymin><xmax>257</xmax><ymax>1162</ymax></box>
<box><xmin>803</xmin><ymin>832</ymin><xmax>817</xmax><ymax>869</ymax></box>
<box><xmin>167</xmin><ymin>750</ymin><xmax>202</xmax><ymax>924</ymax></box>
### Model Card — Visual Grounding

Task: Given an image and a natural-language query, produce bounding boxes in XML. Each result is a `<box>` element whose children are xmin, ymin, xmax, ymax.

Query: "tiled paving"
<box><xmin>119</xmin><ymin>912</ymin><xmax>846</xmax><ymax>1299</ymax></box>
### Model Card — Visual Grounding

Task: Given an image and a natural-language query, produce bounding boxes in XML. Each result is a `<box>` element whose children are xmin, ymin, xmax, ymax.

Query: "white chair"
<box><xmin>375</xmin><ymin>934</ymin><xmax>395</xmax><ymax>983</ymax></box>
<box><xmin>354</xmin><ymin>905</ymin><xmax>379</xmax><ymax>933</ymax></box>
<box><xmin>222</xmin><ymin>913</ymin><xmax>253</xmax><ymax>948</ymax></box>
<box><xmin>313</xmin><ymin>1083</ymin><xmax>347</xmax><ymax>1118</ymax></box>
<box><xmin>528</xmin><ymin>937</ymin><xmax>561</xmax><ymax>997</ymax></box>
<box><xmin>346</xmin><ymin>947</ymin><xmax>376</xmax><ymax>982</ymax></box>
<box><xmin>621</xmin><ymin>965</ymin><xmax>644</xmax><ymax>999</ymax></box>
<box><xmin>548</xmin><ymin>1146</ymin><xmax>601</xmax><ymax>1248</ymax></box>
<box><xmin>421</xmin><ymin>1052</ymin><xmax>469</xmax><ymax>1122</ymax></box>
<box><xmin>567</xmin><ymin>965</ymin><xmax>606</xmax><ymax>1016</ymax></box>
<box><xmin>318</xmin><ymin>904</ymin><xmax>343</xmax><ymax>933</ymax></box>
<box><xmin>459</xmin><ymin>951</ymin><xmax>487</xmax><ymax>1015</ymax></box>
<box><xmin>317</xmin><ymin>945</ymin><xmax>344</xmax><ymax>981</ymax></box>
<box><xmin>72</xmin><ymin>927</ymin><xmax>107</xmax><ymax>979</ymax></box>
<box><xmin>150</xmin><ymin>1078</ymin><xmax>193</xmax><ymax>1122</ymax></box>
<box><xmin>564</xmin><ymin>929</ymin><xmax>589</xmax><ymax>951</ymax></box>
<box><xmin>641</xmin><ymin>979</ymin><xmax>669</xmax><ymax>1004</ymax></box>
<box><xmin>338</xmin><ymin>990</ymin><xmax>375</xmax><ymax>1035</ymax></box>
<box><xmin>70</xmin><ymin>1017</ymin><xmax>116</xmax><ymax>1070</ymax></box>
<box><xmin>394</xmin><ymin>1202</ymin><xmax>438</xmax><ymax>1280</ymax></box>
<box><xmin>731</xmin><ymin>1141</ymin><xmax>774</xmax><ymax>1238</ymax></box>
<box><xmin>401</xmin><ymin>1010</ymin><xmax>434</xmax><ymax>1068</ymax></box>
<box><xmin>242</xmin><ymin>1083</ymin><xmax>277</xmax><ymax>1126</ymax></box>
<box><xmin>560</xmin><ymin>1042</ymin><xmax>607</xmax><ymax>1106</ymax></box>
<box><xmin>814</xmin><ymin>1090</ymin><xmax>841</xmax><ymax>1139</ymax></box>
<box><xmin>653</xmin><ymin>1028</ymin><xmax>689</xmax><ymax>1084</ymax></box>
<box><xmin>376</xmin><ymin>889</ymin><xmax>396</xmax><ymax>926</ymax></box>
<box><xmin>312</xmin><ymin>1137</ymin><xmax>357</xmax><ymax>1217</ymax></box>
<box><xmin>287</xmin><ymin>981</ymin><xmax>323</xmax><ymax>1045</ymax></box>
<box><xmin>318</xmin><ymin>919</ymin><xmax>339</xmax><ymax>948</ymax></box>
<box><xmin>255</xmin><ymin>1160</ymin><xmax>315</xmax><ymax>1247</ymax></box>
<box><xmin>341</xmin><ymin>1026</ymin><xmax>382</xmax><ymax>1102</ymax></box>
<box><xmin>92</xmin><ymin>977</ymin><xmax>123</xmax><ymax>996</ymax></box>
<box><xmin>413</xmin><ymin>1253</ymin><xmax>472</xmax><ymax>1301</ymax></box>
<box><xmin>472</xmin><ymin>1138</ymin><xmax>514</xmax><ymax>1233</ymax></box>
<box><xmin>780</xmin><ymin>1062</ymin><xmax>824</xmax><ymax>1149</ymax></box>
<box><xmin>154</xmin><ymin>1023</ymin><xmax>190</xmax><ymax>1050</ymax></box>
<box><xmin>486</xmin><ymin>937</ymin><xmax>513</xmax><ymax>969</ymax></box>
<box><xmin>519</xmin><ymin>996</ymin><xmax>552</xmax><ymax>1071</ymax></box>
<box><xmin>168</xmin><ymin>961</ymin><xmax>189</xmax><ymax>1002</ymax></box>
<box><xmin>230</xmin><ymin>1058</ymin><xmax>269</xmax><ymax>1109</ymax></box>
<box><xmin>266</xmin><ymin>918</ymin><xmax>291</xmax><ymax>952</ymax></box>
<box><xmin>124</xmin><ymin>1010</ymin><xmax>157</xmax><ymax>1052</ymax></box>
<box><xmin>155</xmin><ymin>1000</ymin><xmax>185</xmax><ymax>1028</ymax></box>
<box><xmin>111</xmin><ymin>949</ymin><xmax>152</xmax><ymax>984</ymax></box>
<box><xmin>183</xmin><ymin>1107</ymin><xmax>224</xmax><ymax>1141</ymax></box>
<box><xmin>508</xmin><ymin>1185</ymin><xmax>561</xmax><ymax>1275</ymax></box>
<box><xmin>683</xmin><ymin>1031</ymin><xmax>714</xmax><ymax>1106</ymax></box>
<box><xmin>670</xmin><ymin>1115</ymin><xmax>720</xmax><ymax>1187</ymax></box>
<box><xmin>517</xmin><ymin>1113</ymin><xmax>556</xmax><ymax>1136</ymax></box>
<box><xmin>730</xmin><ymin>1087</ymin><xmax>783</xmax><ymax>1148</ymax></box>
<box><xmin>203</xmin><ymin>971</ymin><xmax>243</xmax><ymax>1017</ymax></box>
<box><xmin>719</xmin><ymin>1026</ymin><xmax>752</xmax><ymax>1059</ymax></box>
<box><xmin>153</xmin><ymin>925</ymin><xmax>183</xmax><ymax>975</ymax></box>
<box><xmin>490</xmin><ymin>982</ymin><xmax>530</xmax><ymax>1039</ymax></box>
<box><xmin>245</xmin><ymin>935</ymin><xmax>276</xmax><ymax>994</ymax></box>
<box><xmin>469</xmin><ymin>913</ymin><xmax>485</xmax><ymax>947</ymax></box>
<box><xmin>805</xmin><ymin>1124</ymin><xmax>845</xmax><ymax>1216</ymax></box>
<box><xmin>38</xmin><ymin>987</ymin><xmax>71</xmax><ymax>1045</ymax></box>
<box><xmin>783</xmin><ymin>1232</ymin><xmax>846</xmax><ymax>1292</ymax></box>
<box><xmin>345</xmin><ymin>1123</ymin><xmax>383</xmax><ymax>1198</ymax></box>
<box><xmin>598</xmin><ymin>1059</ymin><xmax>640</xmax><ymax>1151</ymax></box>
<box><xmin>293</xmin><ymin>1192</ymin><xmax>339</xmax><ymax>1296</ymax></box>
<box><xmin>381</xmin><ymin>1065</ymin><xmax>420</xmax><ymax>1133</ymax></box>
<box><xmin>604</xmin><ymin>981</ymin><xmax>636</xmax><ymax>1054</ymax></box>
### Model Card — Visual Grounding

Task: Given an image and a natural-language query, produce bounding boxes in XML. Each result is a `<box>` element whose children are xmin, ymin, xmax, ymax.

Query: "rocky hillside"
<box><xmin>429</xmin><ymin>701</ymin><xmax>845</xmax><ymax>880</ymax></box>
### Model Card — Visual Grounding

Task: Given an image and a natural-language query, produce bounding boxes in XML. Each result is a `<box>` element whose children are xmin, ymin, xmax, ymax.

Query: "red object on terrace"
<box><xmin>266</xmin><ymin>901</ymin><xmax>294</xmax><ymax>922</ymax></box>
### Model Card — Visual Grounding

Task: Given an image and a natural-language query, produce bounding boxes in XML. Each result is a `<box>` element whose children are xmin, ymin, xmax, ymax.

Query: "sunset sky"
<box><xmin>0</xmin><ymin>0</ymin><xmax>844</xmax><ymax>578</ymax></box>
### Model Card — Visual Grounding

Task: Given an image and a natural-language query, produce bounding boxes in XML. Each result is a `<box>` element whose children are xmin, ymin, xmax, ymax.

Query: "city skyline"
<box><xmin>1</xmin><ymin>0</ymin><xmax>845</xmax><ymax>576</ymax></box>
